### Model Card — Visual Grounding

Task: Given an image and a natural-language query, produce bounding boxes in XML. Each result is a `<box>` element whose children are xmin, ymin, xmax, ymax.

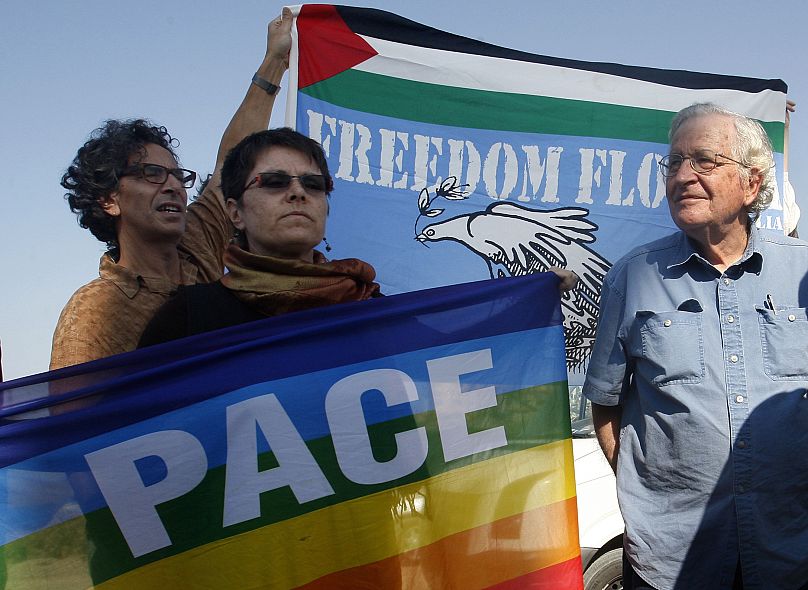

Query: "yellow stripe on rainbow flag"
<box><xmin>99</xmin><ymin>439</ymin><xmax>576</xmax><ymax>590</ymax></box>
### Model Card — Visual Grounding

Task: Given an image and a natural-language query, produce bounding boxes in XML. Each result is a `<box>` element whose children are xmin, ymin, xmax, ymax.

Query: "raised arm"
<box><xmin>785</xmin><ymin>99</ymin><xmax>795</xmax><ymax>171</ymax></box>
<box><xmin>211</xmin><ymin>9</ymin><xmax>293</xmax><ymax>183</ymax></box>
<box><xmin>784</xmin><ymin>100</ymin><xmax>798</xmax><ymax>237</ymax></box>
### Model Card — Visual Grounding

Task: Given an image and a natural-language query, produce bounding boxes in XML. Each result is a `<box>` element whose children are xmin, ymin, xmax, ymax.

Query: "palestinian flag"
<box><xmin>287</xmin><ymin>4</ymin><xmax>788</xmax><ymax>374</ymax></box>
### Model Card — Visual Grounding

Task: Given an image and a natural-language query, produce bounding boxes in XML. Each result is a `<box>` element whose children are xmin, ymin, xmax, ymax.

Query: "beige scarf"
<box><xmin>220</xmin><ymin>244</ymin><xmax>381</xmax><ymax>317</ymax></box>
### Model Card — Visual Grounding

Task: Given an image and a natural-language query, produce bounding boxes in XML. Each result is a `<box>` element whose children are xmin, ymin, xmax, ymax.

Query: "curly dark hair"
<box><xmin>220</xmin><ymin>127</ymin><xmax>333</xmax><ymax>202</ymax></box>
<box><xmin>61</xmin><ymin>119</ymin><xmax>179</xmax><ymax>257</ymax></box>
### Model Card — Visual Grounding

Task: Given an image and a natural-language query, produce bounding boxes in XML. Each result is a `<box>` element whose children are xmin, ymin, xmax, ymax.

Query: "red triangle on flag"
<box><xmin>296</xmin><ymin>4</ymin><xmax>378</xmax><ymax>89</ymax></box>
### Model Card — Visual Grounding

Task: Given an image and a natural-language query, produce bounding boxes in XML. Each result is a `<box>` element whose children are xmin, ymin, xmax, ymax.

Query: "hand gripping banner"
<box><xmin>0</xmin><ymin>274</ymin><xmax>583</xmax><ymax>589</ymax></box>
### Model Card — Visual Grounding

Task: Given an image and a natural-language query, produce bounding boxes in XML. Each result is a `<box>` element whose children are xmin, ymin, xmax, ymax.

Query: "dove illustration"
<box><xmin>417</xmin><ymin>203</ymin><xmax>611</xmax><ymax>370</ymax></box>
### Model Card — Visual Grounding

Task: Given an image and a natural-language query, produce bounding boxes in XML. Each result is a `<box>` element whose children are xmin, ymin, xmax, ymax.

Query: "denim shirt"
<box><xmin>584</xmin><ymin>225</ymin><xmax>808</xmax><ymax>590</ymax></box>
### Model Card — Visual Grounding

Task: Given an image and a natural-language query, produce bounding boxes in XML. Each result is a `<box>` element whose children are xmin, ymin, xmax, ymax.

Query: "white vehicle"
<box><xmin>570</xmin><ymin>387</ymin><xmax>624</xmax><ymax>590</ymax></box>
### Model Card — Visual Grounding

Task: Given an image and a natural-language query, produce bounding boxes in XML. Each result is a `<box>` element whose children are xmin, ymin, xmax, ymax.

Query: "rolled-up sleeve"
<box><xmin>181</xmin><ymin>183</ymin><xmax>233</xmax><ymax>281</ymax></box>
<box><xmin>583</xmin><ymin>272</ymin><xmax>630</xmax><ymax>406</ymax></box>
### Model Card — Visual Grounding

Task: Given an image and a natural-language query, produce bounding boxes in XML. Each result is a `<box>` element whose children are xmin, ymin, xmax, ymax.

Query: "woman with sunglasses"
<box><xmin>138</xmin><ymin>127</ymin><xmax>381</xmax><ymax>345</ymax></box>
<box><xmin>139</xmin><ymin>126</ymin><xmax>578</xmax><ymax>345</ymax></box>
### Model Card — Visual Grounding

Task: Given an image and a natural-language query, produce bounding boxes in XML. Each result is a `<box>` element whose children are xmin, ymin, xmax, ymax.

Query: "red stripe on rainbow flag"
<box><xmin>487</xmin><ymin>556</ymin><xmax>585</xmax><ymax>590</ymax></box>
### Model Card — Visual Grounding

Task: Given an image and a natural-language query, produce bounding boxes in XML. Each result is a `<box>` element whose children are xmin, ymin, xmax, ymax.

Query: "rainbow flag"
<box><xmin>0</xmin><ymin>274</ymin><xmax>582</xmax><ymax>589</ymax></box>
<box><xmin>286</xmin><ymin>4</ymin><xmax>789</xmax><ymax>373</ymax></box>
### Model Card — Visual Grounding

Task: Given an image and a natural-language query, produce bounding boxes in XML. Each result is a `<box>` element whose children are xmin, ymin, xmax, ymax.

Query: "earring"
<box><xmin>323</xmin><ymin>236</ymin><xmax>332</xmax><ymax>252</ymax></box>
<box><xmin>232</xmin><ymin>228</ymin><xmax>248</xmax><ymax>249</ymax></box>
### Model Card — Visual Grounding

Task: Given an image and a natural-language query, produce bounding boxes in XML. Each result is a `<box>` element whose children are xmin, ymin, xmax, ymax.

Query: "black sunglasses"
<box><xmin>120</xmin><ymin>163</ymin><xmax>197</xmax><ymax>188</ymax></box>
<box><xmin>244</xmin><ymin>172</ymin><xmax>329</xmax><ymax>193</ymax></box>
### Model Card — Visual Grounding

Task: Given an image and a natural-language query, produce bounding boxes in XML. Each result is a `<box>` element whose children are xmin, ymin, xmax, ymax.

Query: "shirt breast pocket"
<box><xmin>630</xmin><ymin>309</ymin><xmax>704</xmax><ymax>386</ymax></box>
<box><xmin>757</xmin><ymin>306</ymin><xmax>808</xmax><ymax>380</ymax></box>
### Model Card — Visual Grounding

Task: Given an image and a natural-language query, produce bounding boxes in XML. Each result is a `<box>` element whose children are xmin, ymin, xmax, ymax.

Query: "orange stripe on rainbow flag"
<box><xmin>297</xmin><ymin>496</ymin><xmax>581</xmax><ymax>590</ymax></box>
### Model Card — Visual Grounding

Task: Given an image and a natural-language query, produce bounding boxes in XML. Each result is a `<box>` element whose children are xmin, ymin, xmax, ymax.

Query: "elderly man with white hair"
<box><xmin>584</xmin><ymin>103</ymin><xmax>808</xmax><ymax>590</ymax></box>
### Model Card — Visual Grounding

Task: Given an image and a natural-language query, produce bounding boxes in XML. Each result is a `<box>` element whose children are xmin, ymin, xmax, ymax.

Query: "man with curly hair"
<box><xmin>50</xmin><ymin>11</ymin><xmax>292</xmax><ymax>369</ymax></box>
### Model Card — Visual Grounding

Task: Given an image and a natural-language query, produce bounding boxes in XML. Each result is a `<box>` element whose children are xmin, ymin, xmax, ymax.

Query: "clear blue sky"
<box><xmin>2</xmin><ymin>0</ymin><xmax>806</xmax><ymax>380</ymax></box>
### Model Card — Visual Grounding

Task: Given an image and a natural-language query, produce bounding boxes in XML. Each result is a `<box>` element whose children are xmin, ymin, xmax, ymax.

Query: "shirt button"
<box><xmin>735</xmin><ymin>395</ymin><xmax>744</xmax><ymax>403</ymax></box>
<box><xmin>729</xmin><ymin>354</ymin><xmax>739</xmax><ymax>363</ymax></box>
<box><xmin>788</xmin><ymin>314</ymin><xmax>797</xmax><ymax>322</ymax></box>
<box><xmin>727</xmin><ymin>315</ymin><xmax>735</xmax><ymax>323</ymax></box>
<box><xmin>663</xmin><ymin>319</ymin><xmax>672</xmax><ymax>327</ymax></box>
<box><xmin>738</xmin><ymin>484</ymin><xmax>746</xmax><ymax>493</ymax></box>
<box><xmin>723</xmin><ymin>278</ymin><xmax>731</xmax><ymax>285</ymax></box>
<box><xmin>737</xmin><ymin>440</ymin><xmax>747</xmax><ymax>449</ymax></box>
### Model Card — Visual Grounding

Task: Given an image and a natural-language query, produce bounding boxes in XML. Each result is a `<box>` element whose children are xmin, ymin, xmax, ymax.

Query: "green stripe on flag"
<box><xmin>3</xmin><ymin>380</ymin><xmax>572</xmax><ymax>585</ymax></box>
<box><xmin>301</xmin><ymin>69</ymin><xmax>784</xmax><ymax>151</ymax></box>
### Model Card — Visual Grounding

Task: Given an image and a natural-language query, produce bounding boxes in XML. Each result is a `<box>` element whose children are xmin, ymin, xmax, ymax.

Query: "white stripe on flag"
<box><xmin>354</xmin><ymin>36</ymin><xmax>785</xmax><ymax>123</ymax></box>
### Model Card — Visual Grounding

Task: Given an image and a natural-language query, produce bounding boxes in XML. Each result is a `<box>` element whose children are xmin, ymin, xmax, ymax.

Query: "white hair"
<box><xmin>669</xmin><ymin>102</ymin><xmax>775</xmax><ymax>218</ymax></box>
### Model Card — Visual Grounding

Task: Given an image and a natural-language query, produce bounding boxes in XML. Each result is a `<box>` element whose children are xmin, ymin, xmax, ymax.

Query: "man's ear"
<box><xmin>744</xmin><ymin>169</ymin><xmax>763</xmax><ymax>208</ymax></box>
<box><xmin>100</xmin><ymin>193</ymin><xmax>121</xmax><ymax>217</ymax></box>
<box><xmin>226</xmin><ymin>198</ymin><xmax>245</xmax><ymax>230</ymax></box>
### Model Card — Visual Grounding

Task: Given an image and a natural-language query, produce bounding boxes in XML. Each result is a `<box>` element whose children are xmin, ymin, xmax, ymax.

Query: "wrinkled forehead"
<box><xmin>670</xmin><ymin>114</ymin><xmax>736</xmax><ymax>153</ymax></box>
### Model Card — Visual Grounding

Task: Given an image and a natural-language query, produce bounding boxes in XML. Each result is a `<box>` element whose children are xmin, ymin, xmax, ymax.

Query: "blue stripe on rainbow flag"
<box><xmin>0</xmin><ymin>274</ymin><xmax>562</xmax><ymax>468</ymax></box>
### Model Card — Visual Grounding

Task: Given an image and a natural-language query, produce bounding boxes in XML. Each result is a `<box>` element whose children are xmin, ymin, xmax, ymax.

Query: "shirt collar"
<box><xmin>667</xmin><ymin>223</ymin><xmax>764</xmax><ymax>275</ymax></box>
<box><xmin>98</xmin><ymin>253</ymin><xmax>194</xmax><ymax>298</ymax></box>
<box><xmin>98</xmin><ymin>253</ymin><xmax>141</xmax><ymax>298</ymax></box>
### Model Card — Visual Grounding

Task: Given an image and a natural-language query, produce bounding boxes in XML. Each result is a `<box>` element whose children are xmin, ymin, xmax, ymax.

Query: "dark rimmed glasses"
<box><xmin>244</xmin><ymin>172</ymin><xmax>328</xmax><ymax>194</ymax></box>
<box><xmin>658</xmin><ymin>150</ymin><xmax>749</xmax><ymax>178</ymax></box>
<box><xmin>120</xmin><ymin>163</ymin><xmax>197</xmax><ymax>188</ymax></box>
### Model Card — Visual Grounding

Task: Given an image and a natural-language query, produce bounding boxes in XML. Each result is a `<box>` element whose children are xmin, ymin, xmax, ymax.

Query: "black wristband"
<box><xmin>251</xmin><ymin>73</ymin><xmax>280</xmax><ymax>96</ymax></box>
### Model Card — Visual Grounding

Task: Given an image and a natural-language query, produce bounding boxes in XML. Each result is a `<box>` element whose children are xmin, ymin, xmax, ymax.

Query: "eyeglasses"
<box><xmin>658</xmin><ymin>150</ymin><xmax>749</xmax><ymax>178</ymax></box>
<box><xmin>244</xmin><ymin>172</ymin><xmax>328</xmax><ymax>193</ymax></box>
<box><xmin>120</xmin><ymin>163</ymin><xmax>197</xmax><ymax>188</ymax></box>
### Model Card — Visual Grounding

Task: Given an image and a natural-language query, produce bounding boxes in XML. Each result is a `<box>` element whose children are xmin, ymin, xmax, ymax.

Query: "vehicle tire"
<box><xmin>583</xmin><ymin>547</ymin><xmax>623</xmax><ymax>590</ymax></box>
